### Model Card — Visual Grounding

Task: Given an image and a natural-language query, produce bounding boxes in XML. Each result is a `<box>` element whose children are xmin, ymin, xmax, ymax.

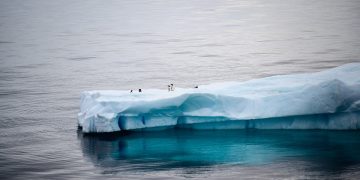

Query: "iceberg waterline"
<box><xmin>78</xmin><ymin>63</ymin><xmax>360</xmax><ymax>133</ymax></box>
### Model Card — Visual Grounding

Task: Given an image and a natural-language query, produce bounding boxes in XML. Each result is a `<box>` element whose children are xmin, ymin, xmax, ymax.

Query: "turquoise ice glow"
<box><xmin>78</xmin><ymin>63</ymin><xmax>360</xmax><ymax>133</ymax></box>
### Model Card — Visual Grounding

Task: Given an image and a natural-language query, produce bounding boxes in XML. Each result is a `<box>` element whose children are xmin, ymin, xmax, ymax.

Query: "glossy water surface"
<box><xmin>1</xmin><ymin>0</ymin><xmax>360</xmax><ymax>179</ymax></box>
<box><xmin>80</xmin><ymin>130</ymin><xmax>360</xmax><ymax>179</ymax></box>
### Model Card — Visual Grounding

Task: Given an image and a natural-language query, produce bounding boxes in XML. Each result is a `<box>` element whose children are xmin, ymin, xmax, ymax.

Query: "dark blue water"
<box><xmin>1</xmin><ymin>0</ymin><xmax>360</xmax><ymax>179</ymax></box>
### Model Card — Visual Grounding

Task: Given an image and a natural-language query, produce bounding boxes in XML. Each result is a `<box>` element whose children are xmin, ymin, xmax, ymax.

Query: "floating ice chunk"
<box><xmin>78</xmin><ymin>63</ymin><xmax>360</xmax><ymax>133</ymax></box>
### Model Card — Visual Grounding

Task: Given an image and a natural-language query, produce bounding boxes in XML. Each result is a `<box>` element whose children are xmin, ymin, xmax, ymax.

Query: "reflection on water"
<box><xmin>1</xmin><ymin>0</ymin><xmax>360</xmax><ymax>178</ymax></box>
<box><xmin>78</xmin><ymin>129</ymin><xmax>360</xmax><ymax>178</ymax></box>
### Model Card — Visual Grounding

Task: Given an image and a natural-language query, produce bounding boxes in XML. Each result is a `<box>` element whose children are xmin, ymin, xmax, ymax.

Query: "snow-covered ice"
<box><xmin>78</xmin><ymin>63</ymin><xmax>360</xmax><ymax>133</ymax></box>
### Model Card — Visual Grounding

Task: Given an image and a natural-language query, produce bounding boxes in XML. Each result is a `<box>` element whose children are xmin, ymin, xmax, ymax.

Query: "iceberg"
<box><xmin>78</xmin><ymin>63</ymin><xmax>360</xmax><ymax>133</ymax></box>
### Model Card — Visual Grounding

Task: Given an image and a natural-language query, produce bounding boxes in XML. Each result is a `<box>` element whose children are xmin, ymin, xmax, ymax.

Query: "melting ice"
<box><xmin>78</xmin><ymin>63</ymin><xmax>360</xmax><ymax>133</ymax></box>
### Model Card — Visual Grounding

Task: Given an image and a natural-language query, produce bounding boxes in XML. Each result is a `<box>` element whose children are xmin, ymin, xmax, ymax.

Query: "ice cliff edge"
<box><xmin>78</xmin><ymin>63</ymin><xmax>360</xmax><ymax>133</ymax></box>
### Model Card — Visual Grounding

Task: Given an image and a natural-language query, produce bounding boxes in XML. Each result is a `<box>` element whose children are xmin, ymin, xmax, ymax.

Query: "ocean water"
<box><xmin>0</xmin><ymin>0</ymin><xmax>360</xmax><ymax>179</ymax></box>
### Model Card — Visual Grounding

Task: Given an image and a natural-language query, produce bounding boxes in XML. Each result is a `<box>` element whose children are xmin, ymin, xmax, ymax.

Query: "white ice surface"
<box><xmin>78</xmin><ymin>63</ymin><xmax>360</xmax><ymax>133</ymax></box>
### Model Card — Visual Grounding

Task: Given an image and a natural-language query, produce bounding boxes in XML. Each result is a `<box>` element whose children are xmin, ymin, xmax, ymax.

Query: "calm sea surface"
<box><xmin>1</xmin><ymin>0</ymin><xmax>360</xmax><ymax>179</ymax></box>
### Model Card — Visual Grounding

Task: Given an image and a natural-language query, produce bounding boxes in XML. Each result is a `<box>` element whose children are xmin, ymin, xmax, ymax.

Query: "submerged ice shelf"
<box><xmin>78</xmin><ymin>63</ymin><xmax>360</xmax><ymax>133</ymax></box>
